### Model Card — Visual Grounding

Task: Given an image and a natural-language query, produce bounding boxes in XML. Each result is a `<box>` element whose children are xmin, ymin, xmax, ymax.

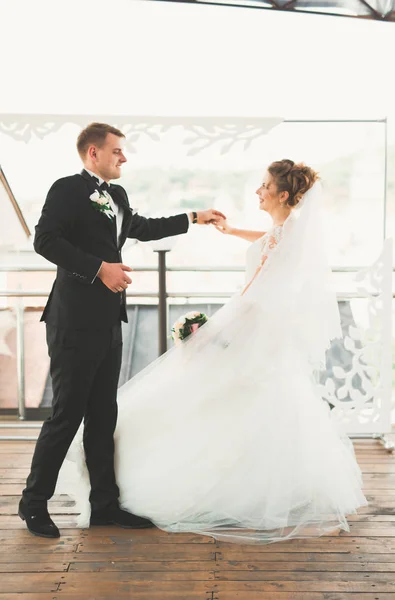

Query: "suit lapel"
<box><xmin>80</xmin><ymin>170</ymin><xmax>118</xmax><ymax>246</ymax></box>
<box><xmin>80</xmin><ymin>169</ymin><xmax>98</xmax><ymax>194</ymax></box>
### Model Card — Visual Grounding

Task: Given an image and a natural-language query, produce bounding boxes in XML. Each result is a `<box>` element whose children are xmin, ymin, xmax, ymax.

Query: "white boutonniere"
<box><xmin>89</xmin><ymin>190</ymin><xmax>115</xmax><ymax>220</ymax></box>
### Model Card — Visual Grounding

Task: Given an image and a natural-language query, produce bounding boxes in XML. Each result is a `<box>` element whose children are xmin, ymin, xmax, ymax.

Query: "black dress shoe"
<box><xmin>90</xmin><ymin>507</ymin><xmax>154</xmax><ymax>529</ymax></box>
<box><xmin>18</xmin><ymin>499</ymin><xmax>60</xmax><ymax>538</ymax></box>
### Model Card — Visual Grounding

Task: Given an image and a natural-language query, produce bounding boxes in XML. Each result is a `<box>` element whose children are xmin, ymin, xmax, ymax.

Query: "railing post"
<box><xmin>157</xmin><ymin>250</ymin><xmax>168</xmax><ymax>356</ymax></box>
<box><xmin>16</xmin><ymin>299</ymin><xmax>26</xmax><ymax>420</ymax></box>
<box><xmin>383</xmin><ymin>117</ymin><xmax>388</xmax><ymax>239</ymax></box>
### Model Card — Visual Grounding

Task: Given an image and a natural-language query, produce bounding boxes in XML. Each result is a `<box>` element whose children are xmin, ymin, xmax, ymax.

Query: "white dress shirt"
<box><xmin>84</xmin><ymin>168</ymin><xmax>124</xmax><ymax>245</ymax></box>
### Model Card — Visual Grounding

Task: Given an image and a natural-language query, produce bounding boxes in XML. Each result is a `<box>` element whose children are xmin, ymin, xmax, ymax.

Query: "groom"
<box><xmin>19</xmin><ymin>122</ymin><xmax>225</xmax><ymax>538</ymax></box>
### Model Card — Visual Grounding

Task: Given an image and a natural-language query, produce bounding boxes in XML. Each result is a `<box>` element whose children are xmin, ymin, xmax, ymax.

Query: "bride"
<box><xmin>62</xmin><ymin>159</ymin><xmax>367</xmax><ymax>544</ymax></box>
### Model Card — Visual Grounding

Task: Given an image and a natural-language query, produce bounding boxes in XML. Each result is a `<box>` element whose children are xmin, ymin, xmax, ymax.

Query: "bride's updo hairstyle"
<box><xmin>268</xmin><ymin>159</ymin><xmax>319</xmax><ymax>207</ymax></box>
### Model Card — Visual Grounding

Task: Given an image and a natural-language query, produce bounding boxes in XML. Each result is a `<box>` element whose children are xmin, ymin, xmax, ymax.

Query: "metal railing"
<box><xmin>1</xmin><ymin>263</ymin><xmax>394</xmax><ymax>423</ymax></box>
<box><xmin>0</xmin><ymin>264</ymin><xmax>391</xmax><ymax>273</ymax></box>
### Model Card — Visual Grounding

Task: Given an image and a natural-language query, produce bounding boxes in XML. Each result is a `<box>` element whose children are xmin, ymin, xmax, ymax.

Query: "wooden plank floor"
<box><xmin>1</xmin><ymin>425</ymin><xmax>395</xmax><ymax>599</ymax></box>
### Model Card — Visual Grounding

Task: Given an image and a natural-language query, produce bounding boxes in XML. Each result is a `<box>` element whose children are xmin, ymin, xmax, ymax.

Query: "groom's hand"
<box><xmin>191</xmin><ymin>209</ymin><xmax>226</xmax><ymax>225</ymax></box>
<box><xmin>97</xmin><ymin>262</ymin><xmax>133</xmax><ymax>293</ymax></box>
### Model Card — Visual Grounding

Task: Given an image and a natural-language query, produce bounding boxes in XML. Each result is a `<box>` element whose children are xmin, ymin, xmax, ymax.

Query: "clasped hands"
<box><xmin>98</xmin><ymin>209</ymin><xmax>227</xmax><ymax>294</ymax></box>
<box><xmin>191</xmin><ymin>209</ymin><xmax>226</xmax><ymax>225</ymax></box>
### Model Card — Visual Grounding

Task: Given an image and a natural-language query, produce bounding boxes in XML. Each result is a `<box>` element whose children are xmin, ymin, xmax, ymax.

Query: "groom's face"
<box><xmin>93</xmin><ymin>133</ymin><xmax>127</xmax><ymax>181</ymax></box>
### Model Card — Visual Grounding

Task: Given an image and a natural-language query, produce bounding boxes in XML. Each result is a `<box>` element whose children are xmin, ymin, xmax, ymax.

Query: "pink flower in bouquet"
<box><xmin>171</xmin><ymin>312</ymin><xmax>208</xmax><ymax>344</ymax></box>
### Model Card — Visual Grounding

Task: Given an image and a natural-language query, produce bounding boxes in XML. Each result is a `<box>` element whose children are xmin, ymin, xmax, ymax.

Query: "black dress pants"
<box><xmin>22</xmin><ymin>323</ymin><xmax>122</xmax><ymax>512</ymax></box>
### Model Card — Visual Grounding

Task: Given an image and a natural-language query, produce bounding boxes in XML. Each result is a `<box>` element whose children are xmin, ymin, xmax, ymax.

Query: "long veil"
<box><xmin>57</xmin><ymin>182</ymin><xmax>365</xmax><ymax>543</ymax></box>
<box><xmin>246</xmin><ymin>180</ymin><xmax>342</xmax><ymax>368</ymax></box>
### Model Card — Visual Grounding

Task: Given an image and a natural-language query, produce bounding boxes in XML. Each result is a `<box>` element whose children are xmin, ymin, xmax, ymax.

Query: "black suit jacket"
<box><xmin>35</xmin><ymin>170</ymin><xmax>189</xmax><ymax>329</ymax></box>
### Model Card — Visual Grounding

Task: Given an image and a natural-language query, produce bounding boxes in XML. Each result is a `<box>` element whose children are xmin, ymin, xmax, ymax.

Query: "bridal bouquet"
<box><xmin>171</xmin><ymin>311</ymin><xmax>208</xmax><ymax>344</ymax></box>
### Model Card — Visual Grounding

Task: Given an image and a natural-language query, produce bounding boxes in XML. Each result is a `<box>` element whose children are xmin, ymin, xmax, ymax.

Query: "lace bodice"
<box><xmin>260</xmin><ymin>225</ymin><xmax>283</xmax><ymax>262</ymax></box>
<box><xmin>245</xmin><ymin>225</ymin><xmax>283</xmax><ymax>283</ymax></box>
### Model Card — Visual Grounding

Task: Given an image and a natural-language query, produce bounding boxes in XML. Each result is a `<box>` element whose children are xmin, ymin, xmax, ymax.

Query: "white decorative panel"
<box><xmin>0</xmin><ymin>114</ymin><xmax>282</xmax><ymax>154</ymax></box>
<box><xmin>319</xmin><ymin>239</ymin><xmax>393</xmax><ymax>435</ymax></box>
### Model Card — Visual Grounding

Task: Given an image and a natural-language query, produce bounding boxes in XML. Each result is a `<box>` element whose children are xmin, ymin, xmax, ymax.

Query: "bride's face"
<box><xmin>256</xmin><ymin>173</ymin><xmax>281</xmax><ymax>213</ymax></box>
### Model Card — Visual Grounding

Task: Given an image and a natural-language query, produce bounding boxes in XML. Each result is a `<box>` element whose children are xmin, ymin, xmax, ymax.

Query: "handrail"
<box><xmin>1</xmin><ymin>265</ymin><xmax>393</xmax><ymax>273</ymax></box>
<box><xmin>0</xmin><ymin>290</ymin><xmax>389</xmax><ymax>299</ymax></box>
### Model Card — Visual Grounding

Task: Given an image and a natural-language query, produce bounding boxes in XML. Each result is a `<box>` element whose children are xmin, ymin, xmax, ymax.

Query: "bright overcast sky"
<box><xmin>0</xmin><ymin>0</ymin><xmax>394</xmax><ymax>130</ymax></box>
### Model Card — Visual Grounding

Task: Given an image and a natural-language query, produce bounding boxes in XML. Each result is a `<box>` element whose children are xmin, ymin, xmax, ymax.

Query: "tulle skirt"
<box><xmin>60</xmin><ymin>292</ymin><xmax>367</xmax><ymax>544</ymax></box>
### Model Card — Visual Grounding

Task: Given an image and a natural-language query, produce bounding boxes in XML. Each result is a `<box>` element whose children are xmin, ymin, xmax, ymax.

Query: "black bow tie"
<box><xmin>92</xmin><ymin>176</ymin><xmax>109</xmax><ymax>191</ymax></box>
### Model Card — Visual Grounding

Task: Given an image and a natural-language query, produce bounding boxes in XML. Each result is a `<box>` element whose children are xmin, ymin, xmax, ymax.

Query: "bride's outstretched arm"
<box><xmin>214</xmin><ymin>218</ymin><xmax>265</xmax><ymax>243</ymax></box>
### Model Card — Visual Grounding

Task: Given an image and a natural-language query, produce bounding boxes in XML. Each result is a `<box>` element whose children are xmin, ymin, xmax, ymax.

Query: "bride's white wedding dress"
<box><xmin>59</xmin><ymin>183</ymin><xmax>367</xmax><ymax>543</ymax></box>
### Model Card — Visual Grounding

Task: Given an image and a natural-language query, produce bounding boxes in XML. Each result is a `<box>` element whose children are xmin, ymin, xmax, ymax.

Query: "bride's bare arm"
<box><xmin>214</xmin><ymin>218</ymin><xmax>265</xmax><ymax>243</ymax></box>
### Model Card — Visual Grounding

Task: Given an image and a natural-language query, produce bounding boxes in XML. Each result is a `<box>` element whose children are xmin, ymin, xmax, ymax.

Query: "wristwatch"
<box><xmin>192</xmin><ymin>211</ymin><xmax>198</xmax><ymax>224</ymax></box>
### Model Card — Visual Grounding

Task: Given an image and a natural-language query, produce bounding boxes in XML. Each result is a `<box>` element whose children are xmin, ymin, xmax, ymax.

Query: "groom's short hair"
<box><xmin>77</xmin><ymin>123</ymin><xmax>125</xmax><ymax>158</ymax></box>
